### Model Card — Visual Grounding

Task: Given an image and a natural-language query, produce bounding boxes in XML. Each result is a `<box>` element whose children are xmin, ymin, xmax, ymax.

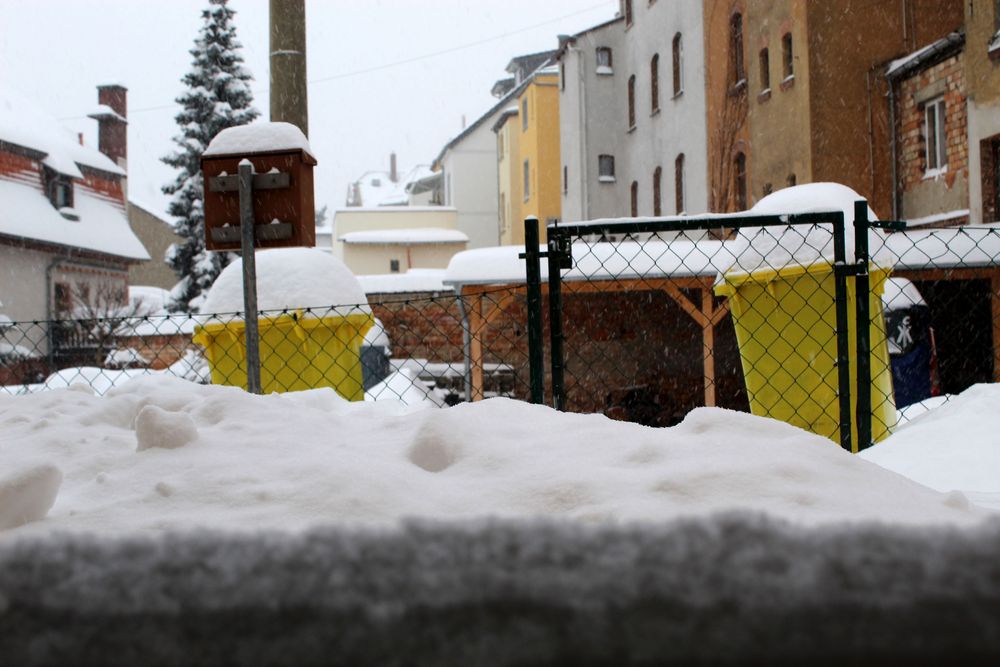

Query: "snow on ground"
<box><xmin>0</xmin><ymin>375</ymin><xmax>991</xmax><ymax>538</ymax></box>
<box><xmin>861</xmin><ymin>383</ymin><xmax>1000</xmax><ymax>510</ymax></box>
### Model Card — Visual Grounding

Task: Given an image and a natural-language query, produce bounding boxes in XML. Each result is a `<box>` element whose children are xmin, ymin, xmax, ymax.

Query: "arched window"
<box><xmin>653</xmin><ymin>166</ymin><xmax>663</xmax><ymax>216</ymax></box>
<box><xmin>675</xmin><ymin>153</ymin><xmax>685</xmax><ymax>214</ymax></box>
<box><xmin>759</xmin><ymin>48</ymin><xmax>770</xmax><ymax>92</ymax></box>
<box><xmin>630</xmin><ymin>181</ymin><xmax>639</xmax><ymax>217</ymax></box>
<box><xmin>730</xmin><ymin>13</ymin><xmax>745</xmax><ymax>86</ymax></box>
<box><xmin>672</xmin><ymin>33</ymin><xmax>683</xmax><ymax>96</ymax></box>
<box><xmin>782</xmin><ymin>33</ymin><xmax>794</xmax><ymax>79</ymax></box>
<box><xmin>734</xmin><ymin>152</ymin><xmax>747</xmax><ymax>210</ymax></box>
<box><xmin>651</xmin><ymin>54</ymin><xmax>660</xmax><ymax>112</ymax></box>
<box><xmin>628</xmin><ymin>74</ymin><xmax>636</xmax><ymax>128</ymax></box>
<box><xmin>624</xmin><ymin>0</ymin><xmax>633</xmax><ymax>26</ymax></box>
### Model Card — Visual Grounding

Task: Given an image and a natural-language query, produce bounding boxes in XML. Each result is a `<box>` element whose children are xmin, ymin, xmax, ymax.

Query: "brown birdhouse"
<box><xmin>200</xmin><ymin>122</ymin><xmax>317</xmax><ymax>251</ymax></box>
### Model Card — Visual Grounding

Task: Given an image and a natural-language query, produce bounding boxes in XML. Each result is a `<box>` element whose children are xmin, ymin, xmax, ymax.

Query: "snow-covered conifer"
<box><xmin>162</xmin><ymin>0</ymin><xmax>258</xmax><ymax>312</ymax></box>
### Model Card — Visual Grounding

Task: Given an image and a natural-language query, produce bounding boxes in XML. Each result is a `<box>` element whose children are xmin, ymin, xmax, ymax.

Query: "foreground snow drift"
<box><xmin>0</xmin><ymin>376</ymin><xmax>986</xmax><ymax>536</ymax></box>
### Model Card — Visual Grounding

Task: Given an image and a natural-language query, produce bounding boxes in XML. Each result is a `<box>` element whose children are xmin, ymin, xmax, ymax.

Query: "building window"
<box><xmin>627</xmin><ymin>74</ymin><xmax>636</xmax><ymax>129</ymax></box>
<box><xmin>982</xmin><ymin>135</ymin><xmax>1000</xmax><ymax>223</ymax></box>
<box><xmin>563</xmin><ymin>165</ymin><xmax>568</xmax><ymax>194</ymax></box>
<box><xmin>523</xmin><ymin>159</ymin><xmax>531</xmax><ymax>201</ymax></box>
<box><xmin>598</xmin><ymin>154</ymin><xmax>616</xmax><ymax>182</ymax></box>
<box><xmin>497</xmin><ymin>132</ymin><xmax>504</xmax><ymax>161</ymax></box>
<box><xmin>730</xmin><ymin>13</ymin><xmax>745</xmax><ymax>87</ymax></box>
<box><xmin>759</xmin><ymin>48</ymin><xmax>771</xmax><ymax>92</ymax></box>
<box><xmin>54</xmin><ymin>282</ymin><xmax>72</xmax><ymax>315</ymax></box>
<box><xmin>672</xmin><ymin>33</ymin><xmax>683</xmax><ymax>96</ymax></box>
<box><xmin>782</xmin><ymin>33</ymin><xmax>794</xmax><ymax>80</ymax></box>
<box><xmin>521</xmin><ymin>97</ymin><xmax>528</xmax><ymax>131</ymax></box>
<box><xmin>653</xmin><ymin>166</ymin><xmax>662</xmax><ymax>216</ymax></box>
<box><xmin>924</xmin><ymin>97</ymin><xmax>947</xmax><ymax>174</ymax></box>
<box><xmin>42</xmin><ymin>167</ymin><xmax>74</xmax><ymax>212</ymax></box>
<box><xmin>445</xmin><ymin>173</ymin><xmax>452</xmax><ymax>205</ymax></box>
<box><xmin>630</xmin><ymin>181</ymin><xmax>639</xmax><ymax>216</ymax></box>
<box><xmin>500</xmin><ymin>193</ymin><xmax>507</xmax><ymax>233</ymax></box>
<box><xmin>390</xmin><ymin>259</ymin><xmax>400</xmax><ymax>273</ymax></box>
<box><xmin>596</xmin><ymin>47</ymin><xmax>613</xmax><ymax>74</ymax></box>
<box><xmin>787</xmin><ymin>173</ymin><xmax>796</xmax><ymax>187</ymax></box>
<box><xmin>624</xmin><ymin>0</ymin><xmax>633</xmax><ymax>26</ymax></box>
<box><xmin>650</xmin><ymin>54</ymin><xmax>660</xmax><ymax>112</ymax></box>
<box><xmin>675</xmin><ymin>153</ymin><xmax>685</xmax><ymax>214</ymax></box>
<box><xmin>734</xmin><ymin>152</ymin><xmax>747</xmax><ymax>210</ymax></box>
<box><xmin>559</xmin><ymin>61</ymin><xmax>565</xmax><ymax>91</ymax></box>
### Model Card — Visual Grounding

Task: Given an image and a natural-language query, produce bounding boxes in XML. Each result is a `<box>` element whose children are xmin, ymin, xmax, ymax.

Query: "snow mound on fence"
<box><xmin>0</xmin><ymin>375</ymin><xmax>988</xmax><ymax>537</ymax></box>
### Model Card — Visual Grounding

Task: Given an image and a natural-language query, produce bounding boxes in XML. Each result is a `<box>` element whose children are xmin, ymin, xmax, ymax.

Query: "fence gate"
<box><xmin>523</xmin><ymin>202</ymin><xmax>902</xmax><ymax>453</ymax></box>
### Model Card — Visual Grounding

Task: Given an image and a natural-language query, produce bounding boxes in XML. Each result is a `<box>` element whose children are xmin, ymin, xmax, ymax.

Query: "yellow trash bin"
<box><xmin>715</xmin><ymin>263</ymin><xmax>896</xmax><ymax>450</ymax></box>
<box><xmin>193</xmin><ymin>311</ymin><xmax>373</xmax><ymax>399</ymax></box>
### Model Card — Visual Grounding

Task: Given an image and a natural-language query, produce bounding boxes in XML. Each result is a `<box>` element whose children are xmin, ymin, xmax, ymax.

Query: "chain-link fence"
<box><xmin>526</xmin><ymin>205</ymin><xmax>1000</xmax><ymax>452</ymax></box>
<box><xmin>0</xmin><ymin>287</ymin><xmax>534</xmax><ymax>406</ymax></box>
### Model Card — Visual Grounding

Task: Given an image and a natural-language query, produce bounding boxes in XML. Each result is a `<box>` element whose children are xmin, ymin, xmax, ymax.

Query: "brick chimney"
<box><xmin>390</xmin><ymin>152</ymin><xmax>398</xmax><ymax>183</ymax></box>
<box><xmin>87</xmin><ymin>84</ymin><xmax>128</xmax><ymax>170</ymax></box>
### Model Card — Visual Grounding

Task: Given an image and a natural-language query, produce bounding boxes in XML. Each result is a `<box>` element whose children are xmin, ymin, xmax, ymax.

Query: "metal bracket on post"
<box><xmin>520</xmin><ymin>217</ymin><xmax>545</xmax><ymax>405</ymax></box>
<box><xmin>238</xmin><ymin>160</ymin><xmax>262</xmax><ymax>395</ymax></box>
<box><xmin>853</xmin><ymin>200</ymin><xmax>872</xmax><ymax>452</ymax></box>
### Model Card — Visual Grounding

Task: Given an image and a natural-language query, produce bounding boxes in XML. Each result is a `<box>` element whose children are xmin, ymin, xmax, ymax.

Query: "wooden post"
<box><xmin>469</xmin><ymin>291</ymin><xmax>484</xmax><ymax>401</ymax></box>
<box><xmin>993</xmin><ymin>275</ymin><xmax>1000</xmax><ymax>382</ymax></box>
<box><xmin>702</xmin><ymin>285</ymin><xmax>716</xmax><ymax>407</ymax></box>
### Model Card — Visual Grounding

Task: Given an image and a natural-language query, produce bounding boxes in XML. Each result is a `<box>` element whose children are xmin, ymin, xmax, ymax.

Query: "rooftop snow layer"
<box><xmin>357</xmin><ymin>269</ymin><xmax>451</xmax><ymax>294</ymax></box>
<box><xmin>886</xmin><ymin>227</ymin><xmax>1000</xmax><ymax>269</ymax></box>
<box><xmin>0</xmin><ymin>177</ymin><xmax>149</xmax><ymax>260</ymax></box>
<box><xmin>199</xmin><ymin>247</ymin><xmax>370</xmax><ymax>314</ymax></box>
<box><xmin>340</xmin><ymin>228</ymin><xmax>468</xmax><ymax>245</ymax></box>
<box><xmin>203</xmin><ymin>121</ymin><xmax>313</xmax><ymax>159</ymax></box>
<box><xmin>0</xmin><ymin>84</ymin><xmax>126</xmax><ymax>176</ymax></box>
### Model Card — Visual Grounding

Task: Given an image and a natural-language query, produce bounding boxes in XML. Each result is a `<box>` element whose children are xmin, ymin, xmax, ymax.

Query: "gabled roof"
<box><xmin>505</xmin><ymin>49</ymin><xmax>559</xmax><ymax>78</ymax></box>
<box><xmin>0</xmin><ymin>85</ymin><xmax>126</xmax><ymax>177</ymax></box>
<box><xmin>555</xmin><ymin>16</ymin><xmax>624</xmax><ymax>60</ymax></box>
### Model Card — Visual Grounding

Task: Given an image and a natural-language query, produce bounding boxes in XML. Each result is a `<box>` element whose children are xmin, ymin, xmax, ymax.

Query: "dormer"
<box><xmin>41</xmin><ymin>165</ymin><xmax>78</xmax><ymax>220</ymax></box>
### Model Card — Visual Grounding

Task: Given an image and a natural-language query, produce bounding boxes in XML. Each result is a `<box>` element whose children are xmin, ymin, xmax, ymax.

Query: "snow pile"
<box><xmin>200</xmin><ymin>247</ymin><xmax>370</xmax><ymax>314</ymax></box>
<box><xmin>203</xmin><ymin>121</ymin><xmax>313</xmax><ymax>159</ymax></box>
<box><xmin>365</xmin><ymin>368</ymin><xmax>444</xmax><ymax>408</ymax></box>
<box><xmin>0</xmin><ymin>375</ymin><xmax>988</xmax><ymax>537</ymax></box>
<box><xmin>882</xmin><ymin>276</ymin><xmax>926</xmax><ymax>310</ymax></box>
<box><xmin>726</xmin><ymin>182</ymin><xmax>893</xmax><ymax>275</ymax></box>
<box><xmin>861</xmin><ymin>384</ymin><xmax>1000</xmax><ymax>504</ymax></box>
<box><xmin>0</xmin><ymin>463</ymin><xmax>62</xmax><ymax>530</ymax></box>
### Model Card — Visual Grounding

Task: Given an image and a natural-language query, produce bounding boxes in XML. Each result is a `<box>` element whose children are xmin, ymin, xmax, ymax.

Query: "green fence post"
<box><xmin>854</xmin><ymin>200</ymin><xmax>872</xmax><ymax>452</ymax></box>
<box><xmin>547</xmin><ymin>227</ymin><xmax>567</xmax><ymax>411</ymax></box>
<box><xmin>523</xmin><ymin>217</ymin><xmax>545</xmax><ymax>405</ymax></box>
<box><xmin>833</xmin><ymin>213</ymin><xmax>853</xmax><ymax>452</ymax></box>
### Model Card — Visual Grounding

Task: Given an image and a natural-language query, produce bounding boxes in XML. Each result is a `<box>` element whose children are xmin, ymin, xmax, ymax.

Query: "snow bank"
<box><xmin>200</xmin><ymin>247</ymin><xmax>370</xmax><ymax>314</ymax></box>
<box><xmin>0</xmin><ymin>375</ymin><xmax>988</xmax><ymax>538</ymax></box>
<box><xmin>0</xmin><ymin>464</ymin><xmax>62</xmax><ymax>530</ymax></box>
<box><xmin>203</xmin><ymin>121</ymin><xmax>313</xmax><ymax>158</ymax></box>
<box><xmin>882</xmin><ymin>276</ymin><xmax>926</xmax><ymax>310</ymax></box>
<box><xmin>726</xmin><ymin>182</ymin><xmax>893</xmax><ymax>275</ymax></box>
<box><xmin>861</xmin><ymin>383</ymin><xmax>1000</xmax><ymax>496</ymax></box>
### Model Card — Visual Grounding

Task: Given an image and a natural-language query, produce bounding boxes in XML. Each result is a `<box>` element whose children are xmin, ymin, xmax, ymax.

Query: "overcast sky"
<box><xmin>0</xmin><ymin>0</ymin><xmax>618</xmax><ymax>218</ymax></box>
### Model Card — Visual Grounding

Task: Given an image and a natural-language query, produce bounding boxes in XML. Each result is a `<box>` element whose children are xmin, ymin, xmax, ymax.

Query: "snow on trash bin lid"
<box><xmin>722</xmin><ymin>183</ymin><xmax>894</xmax><ymax>277</ymax></box>
<box><xmin>200</xmin><ymin>247</ymin><xmax>370</xmax><ymax>316</ymax></box>
<box><xmin>203</xmin><ymin>121</ymin><xmax>314</xmax><ymax>159</ymax></box>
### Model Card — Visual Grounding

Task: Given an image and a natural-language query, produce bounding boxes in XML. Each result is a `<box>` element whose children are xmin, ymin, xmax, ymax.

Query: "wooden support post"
<box><xmin>702</xmin><ymin>285</ymin><xmax>716</xmax><ymax>408</ymax></box>
<box><xmin>469</xmin><ymin>292</ymin><xmax>485</xmax><ymax>401</ymax></box>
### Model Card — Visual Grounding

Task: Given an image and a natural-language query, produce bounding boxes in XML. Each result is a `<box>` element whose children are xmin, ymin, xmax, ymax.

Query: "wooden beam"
<box><xmin>702</xmin><ymin>286</ymin><xmax>717</xmax><ymax>407</ymax></box>
<box><xmin>662</xmin><ymin>283</ymin><xmax>710</xmax><ymax>328</ymax></box>
<box><xmin>469</xmin><ymin>293</ymin><xmax>484</xmax><ymax>401</ymax></box>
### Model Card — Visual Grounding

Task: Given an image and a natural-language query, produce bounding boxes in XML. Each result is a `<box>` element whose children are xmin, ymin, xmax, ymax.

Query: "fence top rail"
<box><xmin>550</xmin><ymin>210</ymin><xmax>847</xmax><ymax>237</ymax></box>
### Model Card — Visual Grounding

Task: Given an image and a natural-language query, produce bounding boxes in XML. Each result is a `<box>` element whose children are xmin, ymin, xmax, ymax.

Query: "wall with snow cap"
<box><xmin>200</xmin><ymin>247</ymin><xmax>370</xmax><ymax>314</ymax></box>
<box><xmin>203</xmin><ymin>121</ymin><xmax>313</xmax><ymax>159</ymax></box>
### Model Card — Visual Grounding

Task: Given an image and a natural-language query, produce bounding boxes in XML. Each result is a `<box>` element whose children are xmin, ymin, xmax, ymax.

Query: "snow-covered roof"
<box><xmin>444</xmin><ymin>239</ymin><xmax>734</xmax><ymax>287</ymax></box>
<box><xmin>0</xmin><ymin>177</ymin><xmax>149</xmax><ymax>260</ymax></box>
<box><xmin>905</xmin><ymin>209</ymin><xmax>969</xmax><ymax>228</ymax></box>
<box><xmin>346</xmin><ymin>164</ymin><xmax>436</xmax><ymax>207</ymax></box>
<box><xmin>87</xmin><ymin>104</ymin><xmax>127</xmax><ymax>123</ymax></box>
<box><xmin>886</xmin><ymin>32</ymin><xmax>964</xmax><ymax>79</ymax></box>
<box><xmin>340</xmin><ymin>228</ymin><xmax>468</xmax><ymax>245</ymax></box>
<box><xmin>203</xmin><ymin>121</ymin><xmax>314</xmax><ymax>159</ymax></box>
<box><xmin>885</xmin><ymin>227</ymin><xmax>1000</xmax><ymax>270</ymax></box>
<box><xmin>357</xmin><ymin>269</ymin><xmax>451</xmax><ymax>294</ymax></box>
<box><xmin>0</xmin><ymin>85</ymin><xmax>125</xmax><ymax>177</ymax></box>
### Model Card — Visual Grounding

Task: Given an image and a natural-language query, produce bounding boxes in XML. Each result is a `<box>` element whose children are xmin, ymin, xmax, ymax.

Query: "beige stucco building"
<box><xmin>332</xmin><ymin>206</ymin><xmax>465</xmax><ymax>274</ymax></box>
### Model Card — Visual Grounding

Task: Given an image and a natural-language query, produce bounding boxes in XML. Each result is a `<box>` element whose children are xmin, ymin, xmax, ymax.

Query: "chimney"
<box><xmin>77</xmin><ymin>133</ymin><xmax>84</xmax><ymax>146</ymax></box>
<box><xmin>390</xmin><ymin>152</ymin><xmax>398</xmax><ymax>183</ymax></box>
<box><xmin>87</xmin><ymin>84</ymin><xmax>128</xmax><ymax>170</ymax></box>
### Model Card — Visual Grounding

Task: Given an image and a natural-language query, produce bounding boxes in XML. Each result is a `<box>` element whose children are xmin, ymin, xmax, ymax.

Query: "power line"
<box><xmin>58</xmin><ymin>1</ymin><xmax>613</xmax><ymax>121</ymax></box>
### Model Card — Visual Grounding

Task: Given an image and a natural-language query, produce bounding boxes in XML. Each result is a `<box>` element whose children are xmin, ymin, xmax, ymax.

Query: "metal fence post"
<box><xmin>832</xmin><ymin>213</ymin><xmax>853</xmax><ymax>453</ymax></box>
<box><xmin>547</xmin><ymin>227</ymin><xmax>566</xmax><ymax>411</ymax></box>
<box><xmin>523</xmin><ymin>216</ymin><xmax>545</xmax><ymax>404</ymax></box>
<box><xmin>238</xmin><ymin>160</ymin><xmax>262</xmax><ymax>395</ymax></box>
<box><xmin>854</xmin><ymin>199</ymin><xmax>872</xmax><ymax>451</ymax></box>
<box><xmin>854</xmin><ymin>200</ymin><xmax>872</xmax><ymax>451</ymax></box>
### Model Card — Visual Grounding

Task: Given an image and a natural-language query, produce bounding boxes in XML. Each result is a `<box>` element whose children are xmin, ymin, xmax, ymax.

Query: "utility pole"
<box><xmin>269</xmin><ymin>0</ymin><xmax>308</xmax><ymax>136</ymax></box>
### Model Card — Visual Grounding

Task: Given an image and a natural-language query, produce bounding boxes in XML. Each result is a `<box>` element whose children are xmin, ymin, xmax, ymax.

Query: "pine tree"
<box><xmin>163</xmin><ymin>0</ymin><xmax>258</xmax><ymax>312</ymax></box>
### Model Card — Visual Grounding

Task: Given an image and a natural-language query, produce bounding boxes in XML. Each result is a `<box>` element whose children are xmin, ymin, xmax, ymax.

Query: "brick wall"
<box><xmin>897</xmin><ymin>52</ymin><xmax>968</xmax><ymax>193</ymax></box>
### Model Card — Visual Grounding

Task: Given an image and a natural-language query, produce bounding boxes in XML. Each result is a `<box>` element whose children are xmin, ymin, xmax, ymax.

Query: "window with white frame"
<box><xmin>598</xmin><ymin>154</ymin><xmax>616</xmax><ymax>182</ymax></box>
<box><xmin>523</xmin><ymin>159</ymin><xmax>530</xmax><ymax>200</ymax></box>
<box><xmin>596</xmin><ymin>47</ymin><xmax>613</xmax><ymax>74</ymax></box>
<box><xmin>521</xmin><ymin>97</ymin><xmax>528</xmax><ymax>131</ymax></box>
<box><xmin>924</xmin><ymin>97</ymin><xmax>947</xmax><ymax>175</ymax></box>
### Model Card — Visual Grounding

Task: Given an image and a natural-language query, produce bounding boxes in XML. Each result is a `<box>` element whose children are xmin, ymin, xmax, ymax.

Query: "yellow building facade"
<box><xmin>495</xmin><ymin>69</ymin><xmax>561</xmax><ymax>245</ymax></box>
